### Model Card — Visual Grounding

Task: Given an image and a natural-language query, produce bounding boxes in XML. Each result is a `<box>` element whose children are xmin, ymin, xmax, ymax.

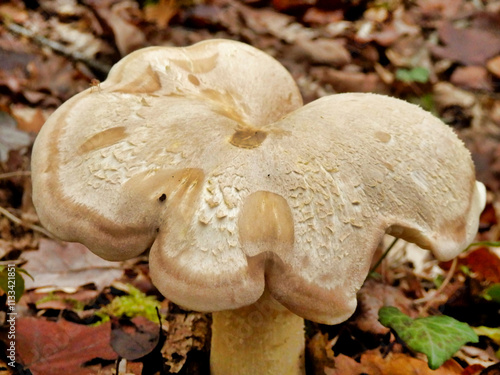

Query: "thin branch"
<box><xmin>0</xmin><ymin>171</ymin><xmax>31</xmax><ymax>180</ymax></box>
<box><xmin>0</xmin><ymin>205</ymin><xmax>56</xmax><ymax>239</ymax></box>
<box><xmin>3</xmin><ymin>20</ymin><xmax>112</xmax><ymax>75</ymax></box>
<box><xmin>413</xmin><ymin>257</ymin><xmax>458</xmax><ymax>306</ymax></box>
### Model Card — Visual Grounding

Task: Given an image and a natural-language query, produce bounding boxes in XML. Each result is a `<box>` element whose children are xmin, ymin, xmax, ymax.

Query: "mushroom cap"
<box><xmin>32</xmin><ymin>39</ymin><xmax>485</xmax><ymax>325</ymax></box>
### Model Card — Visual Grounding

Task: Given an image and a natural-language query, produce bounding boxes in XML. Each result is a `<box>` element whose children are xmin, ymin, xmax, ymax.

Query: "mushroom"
<box><xmin>31</xmin><ymin>39</ymin><xmax>486</xmax><ymax>374</ymax></box>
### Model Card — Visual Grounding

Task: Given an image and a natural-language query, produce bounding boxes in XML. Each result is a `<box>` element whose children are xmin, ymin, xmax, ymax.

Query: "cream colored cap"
<box><xmin>31</xmin><ymin>40</ymin><xmax>485</xmax><ymax>325</ymax></box>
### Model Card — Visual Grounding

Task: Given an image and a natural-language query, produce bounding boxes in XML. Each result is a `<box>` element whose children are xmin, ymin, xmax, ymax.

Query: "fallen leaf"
<box><xmin>311</xmin><ymin>67</ymin><xmax>390</xmax><ymax>94</ymax></box>
<box><xmin>10</xmin><ymin>105</ymin><xmax>49</xmax><ymax>134</ymax></box>
<box><xmin>87</xmin><ymin>0</ymin><xmax>146</xmax><ymax>56</ymax></box>
<box><xmin>13</xmin><ymin>317</ymin><xmax>117</xmax><ymax>375</ymax></box>
<box><xmin>461</xmin><ymin>247</ymin><xmax>500</xmax><ymax>283</ymax></box>
<box><xmin>307</xmin><ymin>332</ymin><xmax>336</xmax><ymax>374</ymax></box>
<box><xmin>486</xmin><ymin>56</ymin><xmax>500</xmax><ymax>78</ymax></box>
<box><xmin>417</xmin><ymin>0</ymin><xmax>468</xmax><ymax>20</ymax></box>
<box><xmin>143</xmin><ymin>0</ymin><xmax>178</xmax><ymax>28</ymax></box>
<box><xmin>162</xmin><ymin>312</ymin><xmax>210</xmax><ymax>373</ymax></box>
<box><xmin>355</xmin><ymin>278</ymin><xmax>416</xmax><ymax>335</ymax></box>
<box><xmin>271</xmin><ymin>0</ymin><xmax>312</xmax><ymax>12</ymax></box>
<box><xmin>450</xmin><ymin>66</ymin><xmax>492</xmax><ymax>92</ymax></box>
<box><xmin>379</xmin><ymin>306</ymin><xmax>478</xmax><ymax>370</ymax></box>
<box><xmin>326</xmin><ymin>351</ymin><xmax>463</xmax><ymax>375</ymax></box>
<box><xmin>462</xmin><ymin>364</ymin><xmax>485</xmax><ymax>375</ymax></box>
<box><xmin>23</xmin><ymin>239</ymin><xmax>124</xmax><ymax>292</ymax></box>
<box><xmin>293</xmin><ymin>37</ymin><xmax>351</xmax><ymax>66</ymax></box>
<box><xmin>0</xmin><ymin>110</ymin><xmax>33</xmax><ymax>162</ymax></box>
<box><xmin>432</xmin><ymin>22</ymin><xmax>500</xmax><ymax>66</ymax></box>
<box><xmin>111</xmin><ymin>316</ymin><xmax>161</xmax><ymax>360</ymax></box>
<box><xmin>26</xmin><ymin>288</ymin><xmax>100</xmax><ymax>310</ymax></box>
<box><xmin>302</xmin><ymin>8</ymin><xmax>344</xmax><ymax>25</ymax></box>
<box><xmin>481</xmin><ymin>362</ymin><xmax>500</xmax><ymax>374</ymax></box>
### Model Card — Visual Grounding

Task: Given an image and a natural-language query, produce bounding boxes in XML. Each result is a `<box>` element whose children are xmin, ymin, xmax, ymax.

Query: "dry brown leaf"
<box><xmin>12</xmin><ymin>317</ymin><xmax>117</xmax><ymax>375</ymax></box>
<box><xmin>23</xmin><ymin>238</ymin><xmax>124</xmax><ymax>292</ymax></box>
<box><xmin>26</xmin><ymin>288</ymin><xmax>100</xmax><ymax>310</ymax></box>
<box><xmin>460</xmin><ymin>247</ymin><xmax>500</xmax><ymax>283</ymax></box>
<box><xmin>88</xmin><ymin>0</ymin><xmax>146</xmax><ymax>56</ymax></box>
<box><xmin>450</xmin><ymin>66</ymin><xmax>492</xmax><ymax>92</ymax></box>
<box><xmin>326</xmin><ymin>351</ymin><xmax>463</xmax><ymax>375</ymax></box>
<box><xmin>10</xmin><ymin>105</ymin><xmax>49</xmax><ymax>134</ymax></box>
<box><xmin>110</xmin><ymin>316</ymin><xmax>160</xmax><ymax>360</ymax></box>
<box><xmin>144</xmin><ymin>0</ymin><xmax>178</xmax><ymax>28</ymax></box>
<box><xmin>162</xmin><ymin>312</ymin><xmax>210</xmax><ymax>373</ymax></box>
<box><xmin>355</xmin><ymin>278</ymin><xmax>416</xmax><ymax>335</ymax></box>
<box><xmin>432</xmin><ymin>22</ymin><xmax>500</xmax><ymax>66</ymax></box>
<box><xmin>310</xmin><ymin>67</ymin><xmax>390</xmax><ymax>94</ymax></box>
<box><xmin>486</xmin><ymin>56</ymin><xmax>500</xmax><ymax>78</ymax></box>
<box><xmin>0</xmin><ymin>111</ymin><xmax>33</xmax><ymax>163</ymax></box>
<box><xmin>293</xmin><ymin>37</ymin><xmax>351</xmax><ymax>66</ymax></box>
<box><xmin>307</xmin><ymin>332</ymin><xmax>336</xmax><ymax>374</ymax></box>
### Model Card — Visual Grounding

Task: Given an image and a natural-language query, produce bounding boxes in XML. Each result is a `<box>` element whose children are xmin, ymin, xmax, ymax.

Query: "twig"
<box><xmin>3</xmin><ymin>20</ymin><xmax>112</xmax><ymax>75</ymax></box>
<box><xmin>0</xmin><ymin>205</ymin><xmax>56</xmax><ymax>239</ymax></box>
<box><xmin>0</xmin><ymin>171</ymin><xmax>31</xmax><ymax>180</ymax></box>
<box><xmin>413</xmin><ymin>257</ymin><xmax>458</xmax><ymax>306</ymax></box>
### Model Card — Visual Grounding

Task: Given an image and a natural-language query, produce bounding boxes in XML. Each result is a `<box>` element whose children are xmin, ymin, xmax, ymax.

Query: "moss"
<box><xmin>95</xmin><ymin>284</ymin><xmax>162</xmax><ymax>325</ymax></box>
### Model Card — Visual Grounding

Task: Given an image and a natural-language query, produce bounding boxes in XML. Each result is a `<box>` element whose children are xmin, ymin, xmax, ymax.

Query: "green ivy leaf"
<box><xmin>0</xmin><ymin>265</ymin><xmax>32</xmax><ymax>303</ymax></box>
<box><xmin>482</xmin><ymin>283</ymin><xmax>500</xmax><ymax>303</ymax></box>
<box><xmin>379</xmin><ymin>306</ymin><xmax>478</xmax><ymax>370</ymax></box>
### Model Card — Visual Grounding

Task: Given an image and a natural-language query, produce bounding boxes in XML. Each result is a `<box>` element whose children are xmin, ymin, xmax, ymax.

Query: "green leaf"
<box><xmin>396</xmin><ymin>67</ymin><xmax>430</xmax><ymax>83</ymax></box>
<box><xmin>0</xmin><ymin>265</ymin><xmax>29</xmax><ymax>303</ymax></box>
<box><xmin>482</xmin><ymin>283</ymin><xmax>500</xmax><ymax>303</ymax></box>
<box><xmin>379</xmin><ymin>306</ymin><xmax>479</xmax><ymax>370</ymax></box>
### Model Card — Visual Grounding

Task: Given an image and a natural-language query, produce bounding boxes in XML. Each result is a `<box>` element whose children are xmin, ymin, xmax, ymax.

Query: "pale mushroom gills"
<box><xmin>31</xmin><ymin>40</ymin><xmax>486</xmax><ymax>375</ymax></box>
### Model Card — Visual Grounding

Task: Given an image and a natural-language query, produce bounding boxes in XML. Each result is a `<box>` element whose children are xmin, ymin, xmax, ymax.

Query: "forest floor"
<box><xmin>1</xmin><ymin>0</ymin><xmax>500</xmax><ymax>374</ymax></box>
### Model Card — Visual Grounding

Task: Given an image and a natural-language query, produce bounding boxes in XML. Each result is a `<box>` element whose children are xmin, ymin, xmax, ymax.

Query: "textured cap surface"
<box><xmin>32</xmin><ymin>40</ymin><xmax>485</xmax><ymax>324</ymax></box>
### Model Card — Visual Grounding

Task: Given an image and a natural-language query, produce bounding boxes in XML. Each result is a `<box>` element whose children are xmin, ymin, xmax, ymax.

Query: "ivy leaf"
<box><xmin>482</xmin><ymin>283</ymin><xmax>500</xmax><ymax>303</ymax></box>
<box><xmin>0</xmin><ymin>266</ymin><xmax>33</xmax><ymax>302</ymax></box>
<box><xmin>379</xmin><ymin>306</ymin><xmax>478</xmax><ymax>370</ymax></box>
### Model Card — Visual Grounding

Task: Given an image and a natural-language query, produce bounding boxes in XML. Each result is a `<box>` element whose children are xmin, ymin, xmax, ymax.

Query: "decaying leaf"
<box><xmin>14</xmin><ymin>317</ymin><xmax>117</xmax><ymax>375</ymax></box>
<box><xmin>111</xmin><ymin>316</ymin><xmax>161</xmax><ymax>360</ymax></box>
<box><xmin>23</xmin><ymin>239</ymin><xmax>124</xmax><ymax>292</ymax></box>
<box><xmin>326</xmin><ymin>351</ymin><xmax>464</xmax><ymax>375</ymax></box>
<box><xmin>162</xmin><ymin>312</ymin><xmax>210</xmax><ymax>373</ymax></box>
<box><xmin>460</xmin><ymin>247</ymin><xmax>500</xmax><ymax>283</ymax></box>
<box><xmin>356</xmin><ymin>278</ymin><xmax>416</xmax><ymax>335</ymax></box>
<box><xmin>432</xmin><ymin>21</ymin><xmax>500</xmax><ymax>66</ymax></box>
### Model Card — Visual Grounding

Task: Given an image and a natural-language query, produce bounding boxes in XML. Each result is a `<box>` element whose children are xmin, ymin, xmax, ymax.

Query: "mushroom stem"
<box><xmin>210</xmin><ymin>289</ymin><xmax>305</xmax><ymax>375</ymax></box>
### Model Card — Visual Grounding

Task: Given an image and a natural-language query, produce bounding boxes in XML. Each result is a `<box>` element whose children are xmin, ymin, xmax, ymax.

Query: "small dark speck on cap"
<box><xmin>158</xmin><ymin>194</ymin><xmax>167</xmax><ymax>202</ymax></box>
